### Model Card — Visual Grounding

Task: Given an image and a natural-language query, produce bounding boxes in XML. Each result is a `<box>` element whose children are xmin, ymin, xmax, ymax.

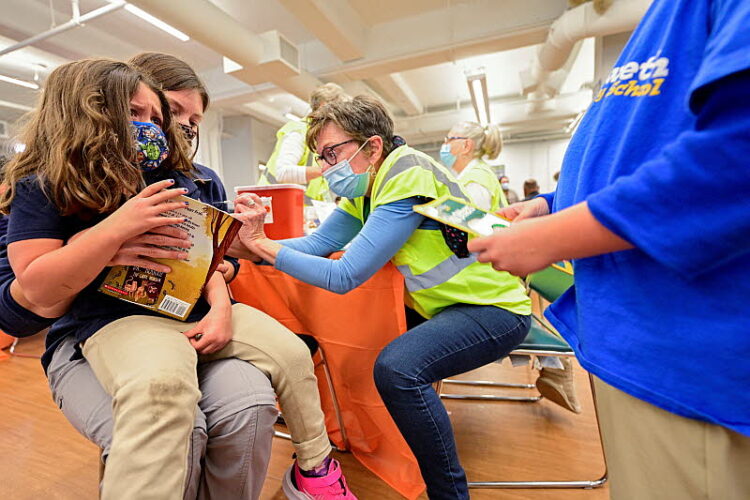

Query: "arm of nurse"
<box><xmin>231</xmin><ymin>193</ymin><xmax>283</xmax><ymax>264</ymax></box>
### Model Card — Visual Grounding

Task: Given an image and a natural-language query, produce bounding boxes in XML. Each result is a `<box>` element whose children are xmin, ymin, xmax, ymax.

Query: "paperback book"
<box><xmin>413</xmin><ymin>195</ymin><xmax>511</xmax><ymax>237</ymax></box>
<box><xmin>98</xmin><ymin>195</ymin><xmax>241</xmax><ymax>320</ymax></box>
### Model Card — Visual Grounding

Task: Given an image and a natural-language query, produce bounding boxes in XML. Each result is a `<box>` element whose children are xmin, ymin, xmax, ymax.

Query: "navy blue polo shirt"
<box><xmin>6</xmin><ymin>164</ymin><xmax>231</xmax><ymax>371</ymax></box>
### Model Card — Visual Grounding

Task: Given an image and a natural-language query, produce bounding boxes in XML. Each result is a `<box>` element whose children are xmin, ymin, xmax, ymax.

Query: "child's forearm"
<box><xmin>10</xmin><ymin>224</ymin><xmax>124</xmax><ymax>308</ymax></box>
<box><xmin>203</xmin><ymin>272</ymin><xmax>232</xmax><ymax>311</ymax></box>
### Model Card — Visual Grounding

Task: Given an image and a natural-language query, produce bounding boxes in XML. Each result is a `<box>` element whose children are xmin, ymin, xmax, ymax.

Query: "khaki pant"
<box><xmin>83</xmin><ymin>303</ymin><xmax>331</xmax><ymax>500</ymax></box>
<box><xmin>593</xmin><ymin>376</ymin><xmax>750</xmax><ymax>500</ymax></box>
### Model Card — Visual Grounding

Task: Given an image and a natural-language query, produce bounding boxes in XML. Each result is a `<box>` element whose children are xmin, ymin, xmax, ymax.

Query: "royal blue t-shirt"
<box><xmin>6</xmin><ymin>164</ymin><xmax>231</xmax><ymax>372</ymax></box>
<box><xmin>547</xmin><ymin>0</ymin><xmax>750</xmax><ymax>436</ymax></box>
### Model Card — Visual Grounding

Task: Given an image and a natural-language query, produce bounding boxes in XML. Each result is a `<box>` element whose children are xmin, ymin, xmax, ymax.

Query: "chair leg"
<box><xmin>462</xmin><ymin>356</ymin><xmax>608</xmax><ymax>489</ymax></box>
<box><xmin>319</xmin><ymin>348</ymin><xmax>350</xmax><ymax>452</ymax></box>
<box><xmin>8</xmin><ymin>334</ymin><xmax>43</xmax><ymax>359</ymax></box>
<box><xmin>437</xmin><ymin>363</ymin><xmax>540</xmax><ymax>402</ymax></box>
<box><xmin>98</xmin><ymin>448</ymin><xmax>105</xmax><ymax>499</ymax></box>
<box><xmin>443</xmin><ymin>379</ymin><xmax>535</xmax><ymax>389</ymax></box>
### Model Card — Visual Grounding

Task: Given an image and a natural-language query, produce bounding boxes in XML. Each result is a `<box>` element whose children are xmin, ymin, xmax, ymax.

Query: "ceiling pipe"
<box><xmin>0</xmin><ymin>1</ymin><xmax>126</xmax><ymax>58</ymax></box>
<box><xmin>520</xmin><ymin>0</ymin><xmax>652</xmax><ymax>111</ymax></box>
<box><xmin>127</xmin><ymin>0</ymin><xmax>322</xmax><ymax>101</ymax></box>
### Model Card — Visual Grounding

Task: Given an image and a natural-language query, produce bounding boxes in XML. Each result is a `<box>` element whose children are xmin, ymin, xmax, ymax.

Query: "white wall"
<box><xmin>220</xmin><ymin>115</ymin><xmax>278</xmax><ymax>196</ymax></box>
<box><xmin>500</xmin><ymin>138</ymin><xmax>569</xmax><ymax>196</ymax></box>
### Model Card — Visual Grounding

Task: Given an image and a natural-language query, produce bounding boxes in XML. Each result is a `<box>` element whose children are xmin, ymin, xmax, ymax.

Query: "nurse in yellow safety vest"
<box><xmin>233</xmin><ymin>95</ymin><xmax>531</xmax><ymax>499</ymax></box>
<box><xmin>258</xmin><ymin>82</ymin><xmax>348</xmax><ymax>202</ymax></box>
<box><xmin>439</xmin><ymin>121</ymin><xmax>508</xmax><ymax>211</ymax></box>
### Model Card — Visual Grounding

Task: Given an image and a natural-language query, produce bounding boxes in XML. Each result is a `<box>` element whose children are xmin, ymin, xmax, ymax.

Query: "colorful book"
<box><xmin>98</xmin><ymin>195</ymin><xmax>241</xmax><ymax>320</ymax></box>
<box><xmin>413</xmin><ymin>195</ymin><xmax>511</xmax><ymax>237</ymax></box>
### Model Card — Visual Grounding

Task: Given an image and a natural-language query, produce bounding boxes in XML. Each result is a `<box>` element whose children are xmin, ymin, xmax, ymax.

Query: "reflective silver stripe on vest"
<box><xmin>377</xmin><ymin>153</ymin><xmax>467</xmax><ymax>200</ymax></box>
<box><xmin>262</xmin><ymin>169</ymin><xmax>278</xmax><ymax>184</ymax></box>
<box><xmin>397</xmin><ymin>253</ymin><xmax>478</xmax><ymax>292</ymax></box>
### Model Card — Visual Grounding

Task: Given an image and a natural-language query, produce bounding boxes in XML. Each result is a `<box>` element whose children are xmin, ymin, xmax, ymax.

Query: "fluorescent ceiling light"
<box><xmin>122</xmin><ymin>4</ymin><xmax>190</xmax><ymax>41</ymax></box>
<box><xmin>0</xmin><ymin>99</ymin><xmax>33</xmax><ymax>111</ymax></box>
<box><xmin>0</xmin><ymin>74</ymin><xmax>39</xmax><ymax>90</ymax></box>
<box><xmin>466</xmin><ymin>70</ymin><xmax>490</xmax><ymax>125</ymax></box>
<box><xmin>284</xmin><ymin>112</ymin><xmax>302</xmax><ymax>121</ymax></box>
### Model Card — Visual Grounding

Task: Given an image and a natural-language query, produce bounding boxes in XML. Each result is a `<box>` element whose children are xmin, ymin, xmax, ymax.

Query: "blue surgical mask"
<box><xmin>323</xmin><ymin>140</ymin><xmax>373</xmax><ymax>198</ymax></box>
<box><xmin>131</xmin><ymin>121</ymin><xmax>169</xmax><ymax>171</ymax></box>
<box><xmin>439</xmin><ymin>143</ymin><xmax>456</xmax><ymax>169</ymax></box>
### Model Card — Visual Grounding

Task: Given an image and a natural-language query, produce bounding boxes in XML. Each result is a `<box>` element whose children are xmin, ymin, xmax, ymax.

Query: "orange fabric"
<box><xmin>0</xmin><ymin>331</ymin><xmax>14</xmax><ymax>361</ymax></box>
<box><xmin>230</xmin><ymin>259</ymin><xmax>425</xmax><ymax>499</ymax></box>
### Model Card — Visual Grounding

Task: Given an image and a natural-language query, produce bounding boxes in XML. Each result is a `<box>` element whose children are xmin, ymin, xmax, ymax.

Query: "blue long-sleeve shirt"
<box><xmin>275</xmin><ymin>198</ymin><xmax>439</xmax><ymax>294</ymax></box>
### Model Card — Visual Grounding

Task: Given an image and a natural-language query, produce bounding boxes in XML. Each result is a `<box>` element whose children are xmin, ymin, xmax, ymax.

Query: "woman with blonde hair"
<box><xmin>439</xmin><ymin>121</ymin><xmax>507</xmax><ymax>211</ymax></box>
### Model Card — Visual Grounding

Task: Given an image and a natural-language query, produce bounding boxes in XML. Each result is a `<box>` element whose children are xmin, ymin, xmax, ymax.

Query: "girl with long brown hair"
<box><xmin>4</xmin><ymin>57</ymin><xmax>354</xmax><ymax>500</ymax></box>
<box><xmin>44</xmin><ymin>52</ymin><xmax>279</xmax><ymax>500</ymax></box>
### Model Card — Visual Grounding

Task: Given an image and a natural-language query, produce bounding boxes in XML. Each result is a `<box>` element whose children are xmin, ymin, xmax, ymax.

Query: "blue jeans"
<box><xmin>374</xmin><ymin>305</ymin><xmax>530</xmax><ymax>499</ymax></box>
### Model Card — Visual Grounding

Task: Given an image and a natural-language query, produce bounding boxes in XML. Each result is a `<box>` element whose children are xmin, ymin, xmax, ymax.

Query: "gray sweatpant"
<box><xmin>47</xmin><ymin>335</ymin><xmax>278</xmax><ymax>500</ymax></box>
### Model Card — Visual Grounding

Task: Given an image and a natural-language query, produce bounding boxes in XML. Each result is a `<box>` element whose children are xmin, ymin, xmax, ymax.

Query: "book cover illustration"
<box><xmin>98</xmin><ymin>195</ymin><xmax>241</xmax><ymax>320</ymax></box>
<box><xmin>413</xmin><ymin>195</ymin><xmax>511</xmax><ymax>237</ymax></box>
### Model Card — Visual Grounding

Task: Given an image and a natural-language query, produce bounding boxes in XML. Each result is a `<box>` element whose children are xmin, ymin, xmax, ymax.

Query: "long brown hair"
<box><xmin>128</xmin><ymin>52</ymin><xmax>210</xmax><ymax>111</ymax></box>
<box><xmin>0</xmin><ymin>58</ymin><xmax>193</xmax><ymax>216</ymax></box>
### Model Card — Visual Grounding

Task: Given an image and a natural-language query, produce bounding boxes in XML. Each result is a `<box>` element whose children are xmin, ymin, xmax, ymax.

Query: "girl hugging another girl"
<box><xmin>1</xmin><ymin>58</ymin><xmax>355</xmax><ymax>500</ymax></box>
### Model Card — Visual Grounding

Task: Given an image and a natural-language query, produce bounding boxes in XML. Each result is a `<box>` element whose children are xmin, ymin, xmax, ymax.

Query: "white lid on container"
<box><xmin>234</xmin><ymin>184</ymin><xmax>307</xmax><ymax>193</ymax></box>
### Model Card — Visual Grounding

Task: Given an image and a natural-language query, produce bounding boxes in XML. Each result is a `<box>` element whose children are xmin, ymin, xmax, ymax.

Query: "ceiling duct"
<box><xmin>520</xmin><ymin>0</ymin><xmax>652</xmax><ymax>107</ymax></box>
<box><xmin>225</xmin><ymin>30</ymin><xmax>300</xmax><ymax>86</ymax></box>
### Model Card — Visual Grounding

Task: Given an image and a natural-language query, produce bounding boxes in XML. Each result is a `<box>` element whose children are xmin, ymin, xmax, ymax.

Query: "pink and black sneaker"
<box><xmin>282</xmin><ymin>457</ymin><xmax>357</xmax><ymax>500</ymax></box>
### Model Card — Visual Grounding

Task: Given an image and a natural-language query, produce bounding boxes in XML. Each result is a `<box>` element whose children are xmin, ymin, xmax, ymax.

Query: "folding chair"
<box><xmin>438</xmin><ymin>263</ymin><xmax>608</xmax><ymax>490</ymax></box>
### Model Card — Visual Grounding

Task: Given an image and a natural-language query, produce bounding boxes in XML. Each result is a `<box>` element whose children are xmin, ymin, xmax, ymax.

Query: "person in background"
<box><xmin>259</xmin><ymin>82</ymin><xmax>349</xmax><ymax>202</ymax></box>
<box><xmin>439</xmin><ymin>121</ymin><xmax>507</xmax><ymax>210</ymax></box>
<box><xmin>499</xmin><ymin>175</ymin><xmax>520</xmax><ymax>204</ymax></box>
<box><xmin>553</xmin><ymin>170</ymin><xmax>560</xmax><ymax>184</ymax></box>
<box><xmin>439</xmin><ymin>122</ymin><xmax>579</xmax><ymax>412</ymax></box>
<box><xmin>232</xmin><ymin>95</ymin><xmax>531</xmax><ymax>499</ymax></box>
<box><xmin>467</xmin><ymin>0</ymin><xmax>750</xmax><ymax>498</ymax></box>
<box><xmin>523</xmin><ymin>178</ymin><xmax>540</xmax><ymax>200</ymax></box>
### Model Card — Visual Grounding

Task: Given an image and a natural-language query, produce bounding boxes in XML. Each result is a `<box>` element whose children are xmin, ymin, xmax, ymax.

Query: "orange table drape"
<box><xmin>0</xmin><ymin>332</ymin><xmax>14</xmax><ymax>361</ymax></box>
<box><xmin>230</xmin><ymin>259</ymin><xmax>426</xmax><ymax>499</ymax></box>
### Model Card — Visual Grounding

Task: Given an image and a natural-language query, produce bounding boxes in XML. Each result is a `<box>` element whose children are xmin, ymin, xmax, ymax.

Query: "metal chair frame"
<box><xmin>436</xmin><ymin>264</ymin><xmax>608</xmax><ymax>490</ymax></box>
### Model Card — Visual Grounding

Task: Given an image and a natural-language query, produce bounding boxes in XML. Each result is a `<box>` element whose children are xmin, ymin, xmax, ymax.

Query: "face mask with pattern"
<box><xmin>131</xmin><ymin>121</ymin><xmax>169</xmax><ymax>171</ymax></box>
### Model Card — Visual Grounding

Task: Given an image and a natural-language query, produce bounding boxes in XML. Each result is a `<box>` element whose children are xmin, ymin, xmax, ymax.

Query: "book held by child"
<box><xmin>98</xmin><ymin>195</ymin><xmax>241</xmax><ymax>320</ymax></box>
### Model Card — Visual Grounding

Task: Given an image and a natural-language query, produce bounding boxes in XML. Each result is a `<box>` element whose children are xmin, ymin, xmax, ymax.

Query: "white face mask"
<box><xmin>501</xmin><ymin>182</ymin><xmax>510</xmax><ymax>190</ymax></box>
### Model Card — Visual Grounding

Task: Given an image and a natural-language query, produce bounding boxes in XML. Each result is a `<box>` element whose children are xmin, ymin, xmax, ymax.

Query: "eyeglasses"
<box><xmin>315</xmin><ymin>139</ymin><xmax>359</xmax><ymax>166</ymax></box>
<box><xmin>444</xmin><ymin>136</ymin><xmax>468</xmax><ymax>143</ymax></box>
